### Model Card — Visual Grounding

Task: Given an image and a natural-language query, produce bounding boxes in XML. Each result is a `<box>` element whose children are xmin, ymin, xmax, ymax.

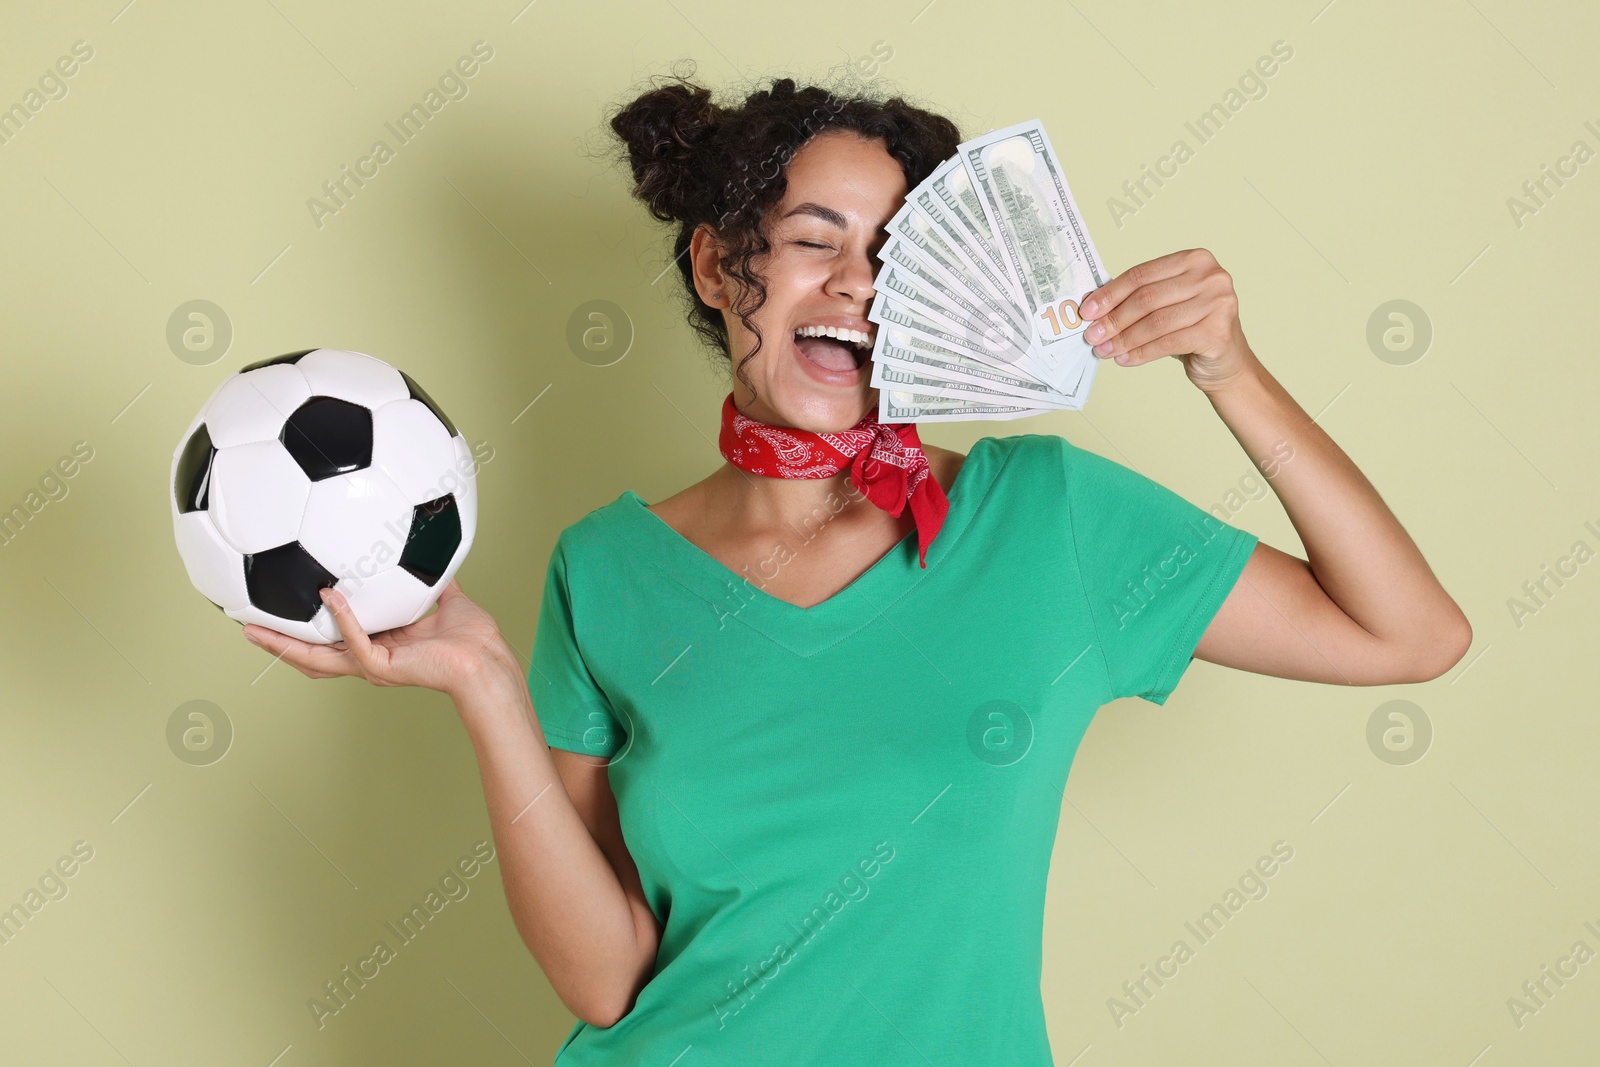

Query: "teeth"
<box><xmin>795</xmin><ymin>324</ymin><xmax>872</xmax><ymax>349</ymax></box>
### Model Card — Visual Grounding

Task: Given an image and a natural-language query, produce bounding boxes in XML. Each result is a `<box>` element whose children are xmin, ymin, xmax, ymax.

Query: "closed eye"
<box><xmin>793</xmin><ymin>241</ymin><xmax>831</xmax><ymax>250</ymax></box>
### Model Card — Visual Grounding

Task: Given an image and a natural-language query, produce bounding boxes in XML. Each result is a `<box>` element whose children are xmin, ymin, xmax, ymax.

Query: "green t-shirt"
<box><xmin>527</xmin><ymin>433</ymin><xmax>1258</xmax><ymax>1065</ymax></box>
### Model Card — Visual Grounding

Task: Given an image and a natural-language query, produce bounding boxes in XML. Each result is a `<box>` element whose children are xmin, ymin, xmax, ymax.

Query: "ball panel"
<box><xmin>179</xmin><ymin>370</ymin><xmax>234</xmax><ymax>445</ymax></box>
<box><xmin>296</xmin><ymin>349</ymin><xmax>408</xmax><ymax>409</ymax></box>
<box><xmin>209</xmin><ymin>442</ymin><xmax>312</xmax><ymax>554</ymax></box>
<box><xmin>225</xmin><ymin>602</ymin><xmax>332</xmax><ymax>645</ymax></box>
<box><xmin>281</xmin><ymin>396</ymin><xmax>373</xmax><ymax>481</ymax></box>
<box><xmin>449</xmin><ymin>435</ymin><xmax>479</xmax><ymax>543</ymax></box>
<box><xmin>398</xmin><ymin>494</ymin><xmax>462</xmax><ymax>587</ymax></box>
<box><xmin>173</xmin><ymin>511</ymin><xmax>249</xmax><ymax>610</ymax></box>
<box><xmin>406</xmin><ymin>531</ymin><xmax>473</xmax><ymax>625</ymax></box>
<box><xmin>370</xmin><ymin>399</ymin><xmax>458</xmax><ymax>505</ymax></box>
<box><xmin>204</xmin><ymin>364</ymin><xmax>312</xmax><ymax>448</ymax></box>
<box><xmin>172</xmin><ymin>373</ymin><xmax>231</xmax><ymax>462</ymax></box>
<box><xmin>297</xmin><ymin>466</ymin><xmax>414</xmax><ymax>584</ymax></box>
<box><xmin>309</xmin><ymin>604</ymin><xmax>342</xmax><ymax>642</ymax></box>
<box><xmin>240</xmin><ymin>349</ymin><xmax>317</xmax><ymax>373</ymax></box>
<box><xmin>244</xmin><ymin>541</ymin><xmax>336</xmax><ymax>622</ymax></box>
<box><xmin>398</xmin><ymin>369</ymin><xmax>457</xmax><ymax>436</ymax></box>
<box><xmin>174</xmin><ymin>424</ymin><xmax>217</xmax><ymax>514</ymax></box>
<box><xmin>332</xmin><ymin>568</ymin><xmax>433</xmax><ymax>638</ymax></box>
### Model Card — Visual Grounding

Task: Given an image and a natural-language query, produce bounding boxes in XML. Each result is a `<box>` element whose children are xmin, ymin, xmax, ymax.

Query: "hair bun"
<box><xmin>609</xmin><ymin>77</ymin><xmax>722</xmax><ymax>224</ymax></box>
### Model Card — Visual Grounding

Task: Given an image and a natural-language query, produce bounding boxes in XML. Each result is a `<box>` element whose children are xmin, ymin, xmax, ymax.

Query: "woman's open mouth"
<box><xmin>792</xmin><ymin>324</ymin><xmax>873</xmax><ymax>377</ymax></box>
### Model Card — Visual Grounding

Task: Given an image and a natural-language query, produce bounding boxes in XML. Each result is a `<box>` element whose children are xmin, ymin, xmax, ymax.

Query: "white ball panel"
<box><xmin>226</xmin><ymin>602</ymin><xmax>329</xmax><ymax>645</ymax></box>
<box><xmin>297</xmin><ymin>349</ymin><xmax>409</xmax><ymax>409</ymax></box>
<box><xmin>173</xmin><ymin>372</ymin><xmax>232</xmax><ymax>460</ymax></box>
<box><xmin>371</xmin><ymin>399</ymin><xmax>459</xmax><ymax>505</ymax></box>
<box><xmin>332</xmin><ymin>569</ymin><xmax>434</xmax><ymax>638</ymax></box>
<box><xmin>209</xmin><ymin>441</ymin><xmax>312</xmax><ymax>554</ymax></box>
<box><xmin>297</xmin><ymin>466</ymin><xmax>414</xmax><ymax>583</ymax></box>
<box><xmin>449</xmin><ymin>435</ymin><xmax>480</xmax><ymax>544</ymax></box>
<box><xmin>204</xmin><ymin>364</ymin><xmax>312</xmax><ymax>448</ymax></box>
<box><xmin>173</xmin><ymin>511</ymin><xmax>249</xmax><ymax>610</ymax></box>
<box><xmin>310</xmin><ymin>605</ymin><xmax>342</xmax><ymax>643</ymax></box>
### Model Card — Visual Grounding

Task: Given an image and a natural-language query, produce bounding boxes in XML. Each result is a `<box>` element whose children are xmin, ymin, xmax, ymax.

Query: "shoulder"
<box><xmin>916</xmin><ymin>435</ymin><xmax>1078</xmax><ymax>507</ymax></box>
<box><xmin>548</xmin><ymin>493</ymin><xmax>635</xmax><ymax>569</ymax></box>
<box><xmin>965</xmin><ymin>433</ymin><xmax>1150</xmax><ymax>504</ymax></box>
<box><xmin>640</xmin><ymin>474</ymin><xmax>708</xmax><ymax>535</ymax></box>
<box><xmin>920</xmin><ymin>442</ymin><xmax>967</xmax><ymax>494</ymax></box>
<box><xmin>969</xmin><ymin>432</ymin><xmax>1077</xmax><ymax>479</ymax></box>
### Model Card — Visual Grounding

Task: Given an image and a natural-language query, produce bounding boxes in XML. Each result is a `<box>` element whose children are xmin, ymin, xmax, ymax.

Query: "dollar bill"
<box><xmin>881</xmin><ymin>227</ymin><xmax>1026</xmax><ymax>341</ymax></box>
<box><xmin>872</xmin><ymin>359</ymin><xmax>1082</xmax><ymax>411</ymax></box>
<box><xmin>871</xmin><ymin>261</ymin><xmax>1030</xmax><ymax>366</ymax></box>
<box><xmin>865</xmin><ymin>117</ymin><xmax>1111</xmax><ymax>422</ymax></box>
<box><xmin>879</xmin><ymin>388</ymin><xmax>1053</xmax><ymax>422</ymax></box>
<box><xmin>868</xmin><ymin>324</ymin><xmax>1086</xmax><ymax>409</ymax></box>
<box><xmin>926</xmin><ymin>158</ymin><xmax>1017</xmax><ymax>303</ymax></box>
<box><xmin>866</xmin><ymin>292</ymin><xmax>1041</xmax><ymax>380</ymax></box>
<box><xmin>961</xmin><ymin>120</ymin><xmax>1108</xmax><ymax>369</ymax></box>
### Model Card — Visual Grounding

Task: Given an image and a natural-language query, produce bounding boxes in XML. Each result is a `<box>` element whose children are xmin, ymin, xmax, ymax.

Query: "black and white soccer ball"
<box><xmin>170</xmin><ymin>348</ymin><xmax>478</xmax><ymax>645</ymax></box>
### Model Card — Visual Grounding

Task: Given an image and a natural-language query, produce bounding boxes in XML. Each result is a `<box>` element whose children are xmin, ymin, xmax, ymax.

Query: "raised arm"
<box><xmin>1077</xmin><ymin>248</ymin><xmax>1472</xmax><ymax>686</ymax></box>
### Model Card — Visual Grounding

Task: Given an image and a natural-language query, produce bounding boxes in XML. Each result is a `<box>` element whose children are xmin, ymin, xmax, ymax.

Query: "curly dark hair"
<box><xmin>607</xmin><ymin>64</ymin><xmax>962</xmax><ymax>402</ymax></box>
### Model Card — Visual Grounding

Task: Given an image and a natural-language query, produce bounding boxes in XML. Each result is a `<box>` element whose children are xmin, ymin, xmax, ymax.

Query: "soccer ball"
<box><xmin>170</xmin><ymin>348</ymin><xmax>477</xmax><ymax>645</ymax></box>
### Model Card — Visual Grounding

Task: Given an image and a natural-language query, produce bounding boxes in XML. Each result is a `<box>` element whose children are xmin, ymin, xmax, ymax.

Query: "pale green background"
<box><xmin>2</xmin><ymin>0</ymin><xmax>1596</xmax><ymax>1063</ymax></box>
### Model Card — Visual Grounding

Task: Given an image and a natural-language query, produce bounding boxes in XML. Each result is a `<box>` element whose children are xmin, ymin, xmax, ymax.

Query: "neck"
<box><xmin>707</xmin><ymin>462</ymin><xmax>875</xmax><ymax>539</ymax></box>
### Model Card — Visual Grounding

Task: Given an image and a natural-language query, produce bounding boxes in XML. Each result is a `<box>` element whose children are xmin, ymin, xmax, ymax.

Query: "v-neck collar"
<box><xmin>593</xmin><ymin>436</ymin><xmax>1012</xmax><ymax>658</ymax></box>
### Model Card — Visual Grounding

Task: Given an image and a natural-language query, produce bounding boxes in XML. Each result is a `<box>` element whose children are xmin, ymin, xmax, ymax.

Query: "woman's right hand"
<box><xmin>241</xmin><ymin>579</ymin><xmax>518</xmax><ymax>698</ymax></box>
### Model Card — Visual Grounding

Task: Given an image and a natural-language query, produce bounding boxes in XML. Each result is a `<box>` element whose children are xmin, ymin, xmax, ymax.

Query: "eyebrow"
<box><xmin>781</xmin><ymin>202</ymin><xmax>849</xmax><ymax>228</ymax></box>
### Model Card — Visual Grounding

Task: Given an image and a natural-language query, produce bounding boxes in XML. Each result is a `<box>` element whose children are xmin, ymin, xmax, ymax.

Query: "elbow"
<box><xmin>529</xmin><ymin>892</ymin><xmax>658</xmax><ymax>1031</ymax></box>
<box><xmin>1399</xmin><ymin>611</ymin><xmax>1473</xmax><ymax>683</ymax></box>
<box><xmin>561</xmin><ymin>946</ymin><xmax>652</xmax><ymax>1029</ymax></box>
<box><xmin>576</xmin><ymin>1004</ymin><xmax>621</xmax><ymax>1030</ymax></box>
<box><xmin>572</xmin><ymin>984</ymin><xmax>640</xmax><ymax>1030</ymax></box>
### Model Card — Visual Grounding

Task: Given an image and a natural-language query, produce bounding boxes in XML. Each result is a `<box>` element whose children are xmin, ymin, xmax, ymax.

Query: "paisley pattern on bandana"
<box><xmin>717</xmin><ymin>393</ymin><xmax>951</xmax><ymax>568</ymax></box>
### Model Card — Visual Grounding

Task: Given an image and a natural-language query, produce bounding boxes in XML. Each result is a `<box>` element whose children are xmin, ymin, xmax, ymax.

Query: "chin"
<box><xmin>734</xmin><ymin>327</ymin><xmax>879</xmax><ymax>432</ymax></box>
<box><xmin>763</xmin><ymin>380</ymin><xmax>875</xmax><ymax>434</ymax></box>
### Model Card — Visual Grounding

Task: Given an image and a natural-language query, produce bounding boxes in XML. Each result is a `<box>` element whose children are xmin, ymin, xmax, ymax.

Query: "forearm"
<box><xmin>1203</xmin><ymin>352</ymin><xmax>1470</xmax><ymax>653</ymax></box>
<box><xmin>452</xmin><ymin>670</ymin><xmax>645</xmax><ymax>1024</ymax></box>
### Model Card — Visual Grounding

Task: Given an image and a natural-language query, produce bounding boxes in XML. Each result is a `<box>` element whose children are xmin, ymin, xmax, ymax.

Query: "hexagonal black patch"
<box><xmin>174</xmin><ymin>423</ymin><xmax>216</xmax><ymax>513</ymax></box>
<box><xmin>399</xmin><ymin>369</ymin><xmax>457</xmax><ymax>437</ymax></box>
<box><xmin>240</xmin><ymin>349</ymin><xmax>317</xmax><ymax>373</ymax></box>
<box><xmin>281</xmin><ymin>396</ymin><xmax>373</xmax><ymax>481</ymax></box>
<box><xmin>399</xmin><ymin>494</ymin><xmax>461</xmax><ymax>587</ymax></box>
<box><xmin>244</xmin><ymin>542</ymin><xmax>337</xmax><ymax>622</ymax></box>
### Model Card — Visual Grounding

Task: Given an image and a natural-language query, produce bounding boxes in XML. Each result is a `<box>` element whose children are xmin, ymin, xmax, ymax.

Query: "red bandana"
<box><xmin>717</xmin><ymin>392</ymin><xmax>950</xmax><ymax>568</ymax></box>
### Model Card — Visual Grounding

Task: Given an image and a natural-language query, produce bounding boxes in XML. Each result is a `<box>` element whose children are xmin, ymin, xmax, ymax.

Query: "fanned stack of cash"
<box><xmin>870</xmin><ymin>118</ymin><xmax>1110</xmax><ymax>423</ymax></box>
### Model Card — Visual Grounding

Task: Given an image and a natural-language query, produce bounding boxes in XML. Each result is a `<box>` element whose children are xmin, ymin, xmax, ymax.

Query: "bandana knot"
<box><xmin>717</xmin><ymin>393</ymin><xmax>950</xmax><ymax>568</ymax></box>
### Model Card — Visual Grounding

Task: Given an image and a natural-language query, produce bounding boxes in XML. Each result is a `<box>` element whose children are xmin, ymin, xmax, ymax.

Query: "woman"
<box><xmin>244</xmin><ymin>75</ymin><xmax>1471</xmax><ymax>1064</ymax></box>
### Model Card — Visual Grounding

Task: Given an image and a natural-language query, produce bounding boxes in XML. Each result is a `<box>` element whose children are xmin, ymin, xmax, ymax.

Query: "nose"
<box><xmin>829</xmin><ymin>241</ymin><xmax>877</xmax><ymax>305</ymax></box>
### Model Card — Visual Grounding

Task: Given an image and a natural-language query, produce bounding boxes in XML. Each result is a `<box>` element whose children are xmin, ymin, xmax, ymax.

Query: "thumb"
<box><xmin>319</xmin><ymin>586</ymin><xmax>385</xmax><ymax>677</ymax></box>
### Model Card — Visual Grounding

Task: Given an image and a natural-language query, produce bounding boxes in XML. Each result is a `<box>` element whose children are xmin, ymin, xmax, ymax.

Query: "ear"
<box><xmin>689</xmin><ymin>223</ymin><xmax>728</xmax><ymax>307</ymax></box>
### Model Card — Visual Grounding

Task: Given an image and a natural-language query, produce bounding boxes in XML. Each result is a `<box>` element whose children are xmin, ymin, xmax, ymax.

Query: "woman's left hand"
<box><xmin>1077</xmin><ymin>247</ymin><xmax>1259</xmax><ymax>394</ymax></box>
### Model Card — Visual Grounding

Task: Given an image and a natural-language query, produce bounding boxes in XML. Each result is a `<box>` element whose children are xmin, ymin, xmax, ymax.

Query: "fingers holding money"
<box><xmin>1091</xmin><ymin>298</ymin><xmax>1211</xmax><ymax>365</ymax></box>
<box><xmin>1080</xmin><ymin>248</ymin><xmax>1199</xmax><ymax>320</ymax></box>
<box><xmin>1081</xmin><ymin>248</ymin><xmax>1242</xmax><ymax>367</ymax></box>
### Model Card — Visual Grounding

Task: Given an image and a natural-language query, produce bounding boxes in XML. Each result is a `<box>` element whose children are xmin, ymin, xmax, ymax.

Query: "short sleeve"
<box><xmin>1059</xmin><ymin>438</ymin><xmax>1259</xmax><ymax>705</ymax></box>
<box><xmin>528</xmin><ymin>535</ymin><xmax>626</xmax><ymax>756</ymax></box>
